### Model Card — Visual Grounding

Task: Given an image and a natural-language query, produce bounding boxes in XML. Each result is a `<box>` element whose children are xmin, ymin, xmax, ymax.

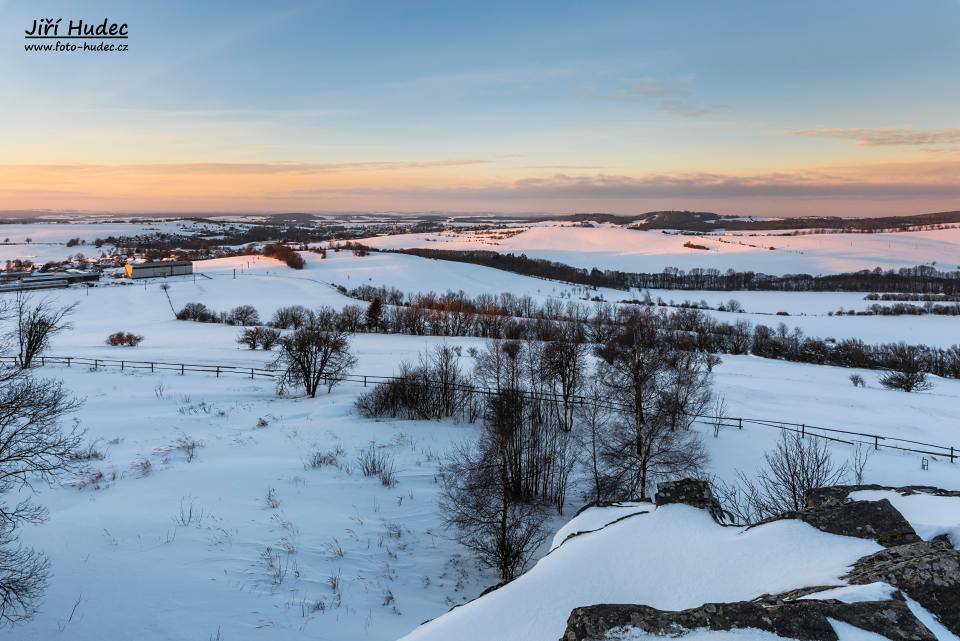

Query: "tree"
<box><xmin>576</xmin><ymin>381</ymin><xmax>614</xmax><ymax>503</ymax></box>
<box><xmin>593</xmin><ymin>310</ymin><xmax>712</xmax><ymax>498</ymax></box>
<box><xmin>365</xmin><ymin>297</ymin><xmax>383</xmax><ymax>331</ymax></box>
<box><xmin>0</xmin><ymin>363</ymin><xmax>82</xmax><ymax>625</ymax></box>
<box><xmin>272</xmin><ymin>327</ymin><xmax>357</xmax><ymax>397</ymax></box>
<box><xmin>226</xmin><ymin>305</ymin><xmax>260</xmax><ymax>327</ymax></box>
<box><xmin>878</xmin><ymin>343</ymin><xmax>933</xmax><ymax>392</ymax></box>
<box><xmin>9</xmin><ymin>294</ymin><xmax>76</xmax><ymax>369</ymax></box>
<box><xmin>271</xmin><ymin>305</ymin><xmax>313</xmax><ymax>329</ymax></box>
<box><xmin>439</xmin><ymin>439</ymin><xmax>547</xmax><ymax>583</ymax></box>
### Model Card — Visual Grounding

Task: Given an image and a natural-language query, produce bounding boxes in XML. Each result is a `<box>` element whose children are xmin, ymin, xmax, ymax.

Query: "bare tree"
<box><xmin>9</xmin><ymin>294</ymin><xmax>76</xmax><ymax>369</ymax></box>
<box><xmin>593</xmin><ymin>310</ymin><xmax>712</xmax><ymax>498</ymax></box>
<box><xmin>598</xmin><ymin>411</ymin><xmax>708</xmax><ymax>501</ymax></box>
<box><xmin>721</xmin><ymin>431</ymin><xmax>847</xmax><ymax>524</ymax></box>
<box><xmin>272</xmin><ymin>327</ymin><xmax>357</xmax><ymax>397</ymax></box>
<box><xmin>849</xmin><ymin>442</ymin><xmax>872</xmax><ymax>485</ymax></box>
<box><xmin>542</xmin><ymin>329</ymin><xmax>587</xmax><ymax>432</ymax></box>
<box><xmin>0</xmin><ymin>366</ymin><xmax>82</xmax><ymax>625</ymax></box>
<box><xmin>225</xmin><ymin>305</ymin><xmax>260</xmax><ymax>327</ymax></box>
<box><xmin>236</xmin><ymin>326</ymin><xmax>281</xmax><ymax>351</ymax></box>
<box><xmin>711</xmin><ymin>393</ymin><xmax>729</xmax><ymax>438</ymax></box>
<box><xmin>576</xmin><ymin>381</ymin><xmax>614</xmax><ymax>503</ymax></box>
<box><xmin>439</xmin><ymin>439</ymin><xmax>546</xmax><ymax>583</ymax></box>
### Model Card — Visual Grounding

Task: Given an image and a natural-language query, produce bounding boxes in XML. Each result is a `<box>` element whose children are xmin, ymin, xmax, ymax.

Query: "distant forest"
<box><xmin>388</xmin><ymin>247</ymin><xmax>960</xmax><ymax>294</ymax></box>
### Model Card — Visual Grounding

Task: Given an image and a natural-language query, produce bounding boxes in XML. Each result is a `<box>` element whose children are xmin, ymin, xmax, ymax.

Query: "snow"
<box><xmin>799</xmin><ymin>582</ymin><xmax>897</xmax><ymax>603</ymax></box>
<box><xmin>357</xmin><ymin>224</ymin><xmax>960</xmax><ymax>276</ymax></box>
<box><xmin>848</xmin><ymin>490</ymin><xmax>960</xmax><ymax>546</ymax></box>
<box><xmin>827</xmin><ymin>620</ymin><xmax>891</xmax><ymax>641</ymax></box>
<box><xmin>605</xmin><ymin>628</ymin><xmax>793</xmax><ymax>640</ymax></box>
<box><xmin>550</xmin><ymin>502</ymin><xmax>651</xmax><ymax>552</ymax></box>
<box><xmin>1</xmin><ymin>220</ymin><xmax>958</xmax><ymax>641</ymax></box>
<box><xmin>400</xmin><ymin>505</ymin><xmax>880</xmax><ymax>641</ymax></box>
<box><xmin>12</xmin><ymin>366</ymin><xmax>486</xmax><ymax>641</ymax></box>
<box><xmin>905</xmin><ymin>596</ymin><xmax>960</xmax><ymax>641</ymax></box>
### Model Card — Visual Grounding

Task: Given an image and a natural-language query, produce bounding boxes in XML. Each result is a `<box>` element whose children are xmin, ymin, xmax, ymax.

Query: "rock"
<box><xmin>846</xmin><ymin>535</ymin><xmax>960</xmax><ymax>636</ymax></box>
<box><xmin>654</xmin><ymin>479</ymin><xmax>729</xmax><ymax>523</ymax></box>
<box><xmin>561</xmin><ymin>598</ymin><xmax>935</xmax><ymax>641</ymax></box>
<box><xmin>806</xmin><ymin>485</ymin><xmax>960</xmax><ymax>509</ymax></box>
<box><xmin>800</xmin><ymin>498</ymin><xmax>921</xmax><ymax>548</ymax></box>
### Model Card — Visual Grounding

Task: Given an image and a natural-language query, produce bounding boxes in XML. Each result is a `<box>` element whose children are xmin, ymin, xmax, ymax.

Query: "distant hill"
<box><xmin>547</xmin><ymin>210</ymin><xmax>960</xmax><ymax>232</ymax></box>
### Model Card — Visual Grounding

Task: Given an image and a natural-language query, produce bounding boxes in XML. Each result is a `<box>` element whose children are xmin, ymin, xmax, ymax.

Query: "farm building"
<box><xmin>0</xmin><ymin>271</ymin><xmax>100</xmax><ymax>292</ymax></box>
<box><xmin>124</xmin><ymin>260</ymin><xmax>193</xmax><ymax>279</ymax></box>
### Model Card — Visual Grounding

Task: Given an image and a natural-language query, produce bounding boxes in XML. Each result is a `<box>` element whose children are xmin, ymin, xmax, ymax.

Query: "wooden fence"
<box><xmin>2</xmin><ymin>354</ymin><xmax>955</xmax><ymax>463</ymax></box>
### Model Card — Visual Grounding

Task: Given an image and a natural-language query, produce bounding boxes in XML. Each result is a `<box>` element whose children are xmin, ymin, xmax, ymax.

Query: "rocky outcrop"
<box><xmin>561</xmin><ymin>598</ymin><xmax>936</xmax><ymax>641</ymax></box>
<box><xmin>560</xmin><ymin>481</ymin><xmax>960</xmax><ymax>641</ymax></box>
<box><xmin>807</xmin><ymin>485</ymin><xmax>960</xmax><ymax>509</ymax></box>
<box><xmin>654</xmin><ymin>479</ymin><xmax>730</xmax><ymax>524</ymax></box>
<box><xmin>846</xmin><ymin>535</ymin><xmax>960</xmax><ymax>635</ymax></box>
<box><xmin>799</xmin><ymin>498</ymin><xmax>921</xmax><ymax>548</ymax></box>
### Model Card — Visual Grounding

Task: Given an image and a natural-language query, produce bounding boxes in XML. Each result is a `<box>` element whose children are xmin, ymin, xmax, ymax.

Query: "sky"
<box><xmin>1</xmin><ymin>0</ymin><xmax>959</xmax><ymax>217</ymax></box>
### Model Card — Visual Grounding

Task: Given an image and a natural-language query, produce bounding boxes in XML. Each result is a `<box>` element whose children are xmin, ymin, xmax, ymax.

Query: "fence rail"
<box><xmin>2</xmin><ymin>354</ymin><xmax>956</xmax><ymax>463</ymax></box>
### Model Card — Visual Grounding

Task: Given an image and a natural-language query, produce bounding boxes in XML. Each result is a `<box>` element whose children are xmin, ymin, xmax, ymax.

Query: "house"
<box><xmin>124</xmin><ymin>260</ymin><xmax>193</xmax><ymax>279</ymax></box>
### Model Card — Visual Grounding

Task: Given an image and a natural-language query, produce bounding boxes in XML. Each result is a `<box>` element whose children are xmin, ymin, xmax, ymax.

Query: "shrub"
<box><xmin>878</xmin><ymin>343</ymin><xmax>934</xmax><ymax>392</ymax></box>
<box><xmin>263</xmin><ymin>244</ymin><xmax>306</xmax><ymax>269</ymax></box>
<box><xmin>237</xmin><ymin>326</ymin><xmax>281</xmax><ymax>350</ymax></box>
<box><xmin>176</xmin><ymin>302</ymin><xmax>218</xmax><ymax>323</ymax></box>
<box><xmin>106</xmin><ymin>331</ymin><xmax>144</xmax><ymax>347</ymax></box>
<box><xmin>357</xmin><ymin>445</ymin><xmax>398</xmax><ymax>487</ymax></box>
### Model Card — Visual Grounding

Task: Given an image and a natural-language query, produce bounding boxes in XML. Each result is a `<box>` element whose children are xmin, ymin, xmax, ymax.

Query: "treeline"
<box><xmin>175</xmin><ymin>291</ymin><xmax>960</xmax><ymax>380</ymax></box>
<box><xmin>391</xmin><ymin>248</ymin><xmax>623</xmax><ymax>290</ymax></box>
<box><xmin>866</xmin><ymin>293</ymin><xmax>960</xmax><ymax>302</ymax></box>
<box><xmin>833</xmin><ymin>303</ymin><xmax>960</xmax><ymax>317</ymax></box>
<box><xmin>388</xmin><ymin>247</ymin><xmax>960</xmax><ymax>294</ymax></box>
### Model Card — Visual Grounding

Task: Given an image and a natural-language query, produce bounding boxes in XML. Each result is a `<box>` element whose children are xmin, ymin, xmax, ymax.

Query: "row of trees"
<box><xmin>391</xmin><ymin>247</ymin><xmax>960</xmax><ymax>294</ymax></box>
<box><xmin>176</xmin><ymin>294</ymin><xmax>960</xmax><ymax>385</ymax></box>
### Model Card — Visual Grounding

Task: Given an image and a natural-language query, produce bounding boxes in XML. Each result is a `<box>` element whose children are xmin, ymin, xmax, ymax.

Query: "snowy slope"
<box><xmin>400</xmin><ymin>504</ymin><xmax>880</xmax><ymax>641</ymax></box>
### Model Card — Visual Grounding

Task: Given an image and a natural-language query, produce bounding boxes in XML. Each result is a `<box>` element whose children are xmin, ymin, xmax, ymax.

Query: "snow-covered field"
<box><xmin>358</xmin><ymin>223</ymin><xmax>960</xmax><ymax>275</ymax></box>
<box><xmin>2</xmin><ymin>221</ymin><xmax>960</xmax><ymax>641</ymax></box>
<box><xmin>0</xmin><ymin>220</ymin><xmax>223</xmax><ymax>264</ymax></box>
<box><xmin>10</xmin><ymin>337</ymin><xmax>960</xmax><ymax>641</ymax></box>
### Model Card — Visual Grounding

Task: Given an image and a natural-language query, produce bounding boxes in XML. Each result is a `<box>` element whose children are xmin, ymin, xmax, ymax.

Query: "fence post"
<box><xmin>151</xmin><ymin>362</ymin><xmax>154</xmax><ymax>373</ymax></box>
<box><xmin>216</xmin><ymin>366</ymin><xmax>220</xmax><ymax>378</ymax></box>
<box><xmin>738</xmin><ymin>417</ymin><xmax>742</xmax><ymax>430</ymax></box>
<box><xmin>121</xmin><ymin>361</ymin><xmax>125</xmax><ymax>371</ymax></box>
<box><xmin>94</xmin><ymin>359</ymin><xmax>98</xmax><ymax>370</ymax></box>
<box><xmin>181</xmin><ymin>364</ymin><xmax>185</xmax><ymax>375</ymax></box>
<box><xmin>41</xmin><ymin>356</ymin><xmax>45</xmax><ymax>366</ymax></box>
<box><xmin>67</xmin><ymin>357</ymin><xmax>71</xmax><ymax>367</ymax></box>
<box><xmin>951</xmin><ymin>446</ymin><xmax>955</xmax><ymax>464</ymax></box>
<box><xmin>251</xmin><ymin>368</ymin><xmax>254</xmax><ymax>380</ymax></box>
<box><xmin>874</xmin><ymin>435</ymin><xmax>879</xmax><ymax>451</ymax></box>
<box><xmin>363</xmin><ymin>375</ymin><xmax>367</xmax><ymax>387</ymax></box>
<box><xmin>801</xmin><ymin>423</ymin><xmax>805</xmax><ymax>438</ymax></box>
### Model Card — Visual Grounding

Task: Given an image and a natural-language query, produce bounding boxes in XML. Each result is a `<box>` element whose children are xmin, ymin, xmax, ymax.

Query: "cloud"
<box><xmin>598</xmin><ymin>77</ymin><xmax>729</xmax><ymax>118</ymax></box>
<box><xmin>280</xmin><ymin>164</ymin><xmax>960</xmax><ymax>201</ymax></box>
<box><xmin>1</xmin><ymin>160</ymin><xmax>490</xmax><ymax>176</ymax></box>
<box><xmin>790</xmin><ymin>127</ymin><xmax>960</xmax><ymax>147</ymax></box>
